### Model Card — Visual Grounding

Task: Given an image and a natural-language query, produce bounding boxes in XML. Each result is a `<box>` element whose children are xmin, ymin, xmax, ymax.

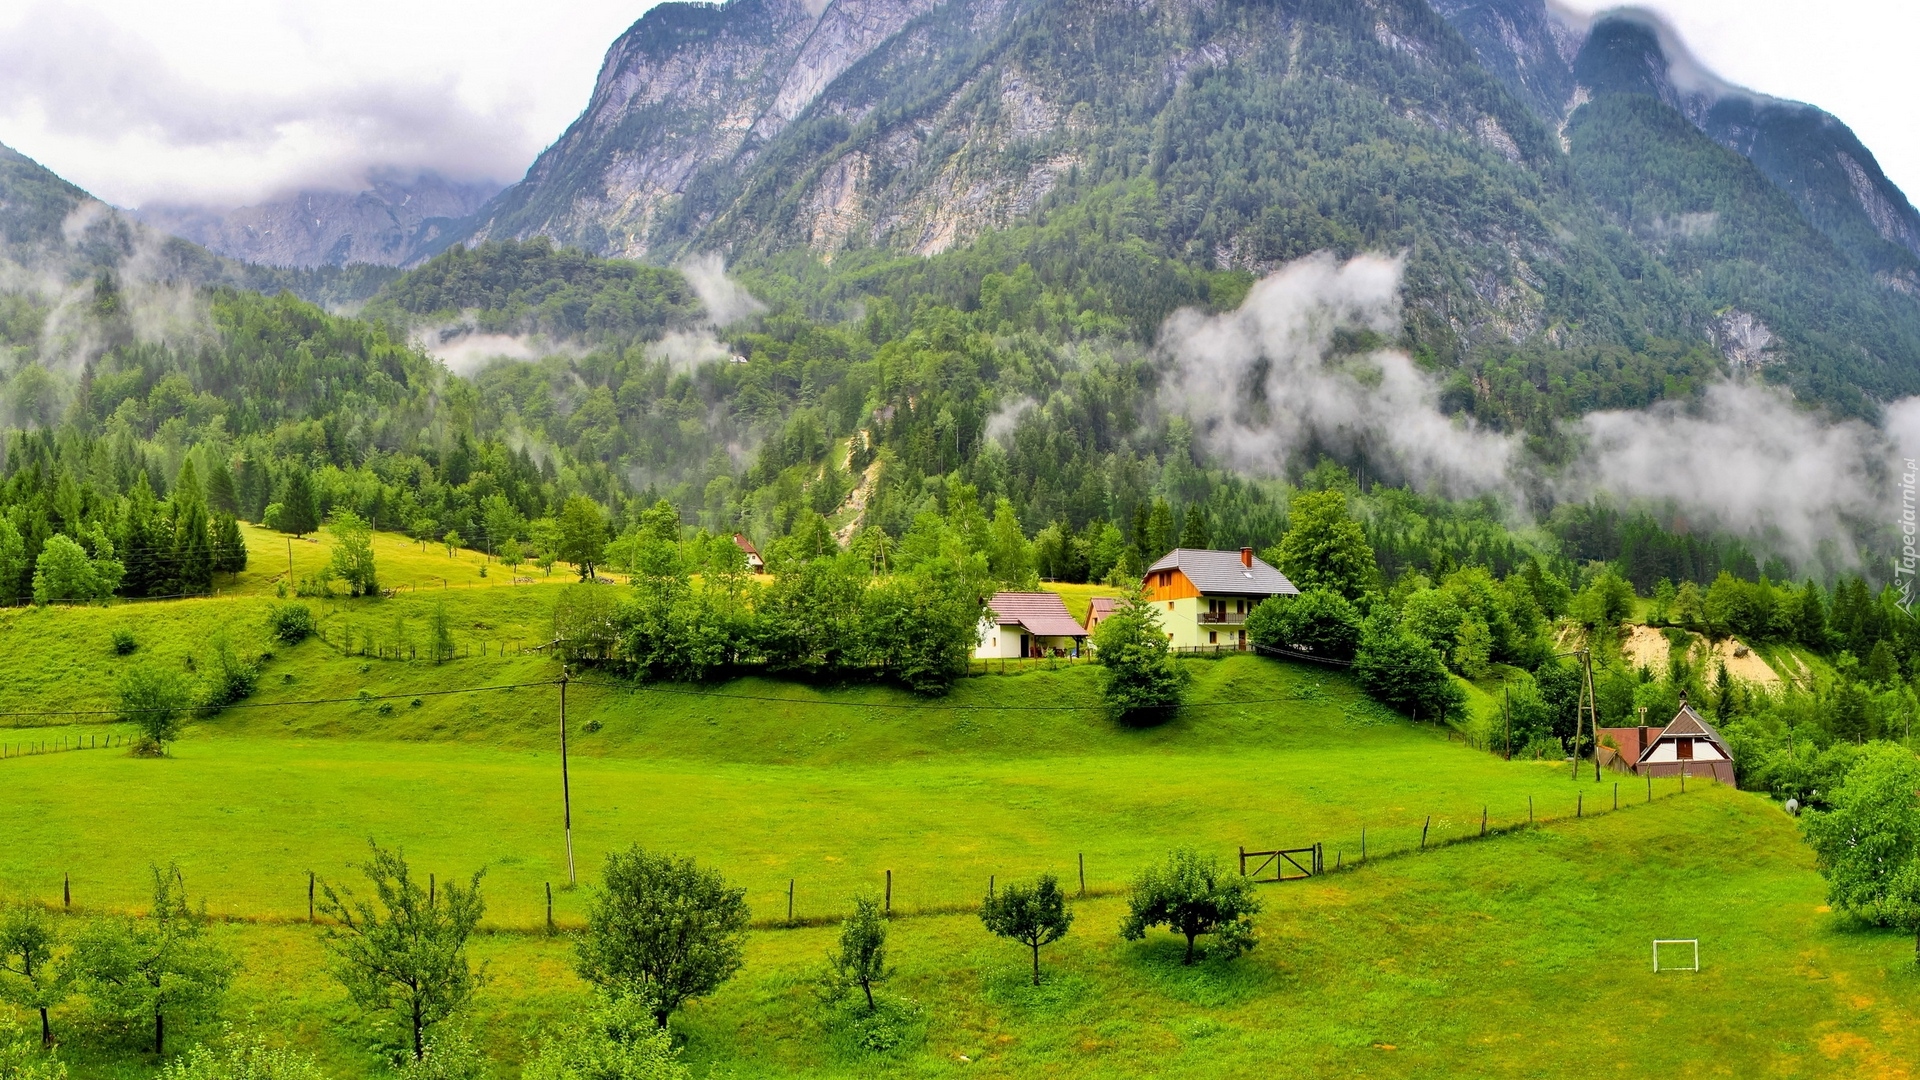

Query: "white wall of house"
<box><xmin>974</xmin><ymin>618</ymin><xmax>1029</xmax><ymax>659</ymax></box>
<box><xmin>1157</xmin><ymin>595</ymin><xmax>1256</xmax><ymax>649</ymax></box>
<box><xmin>1643</xmin><ymin>739</ymin><xmax>1726</xmax><ymax>763</ymax></box>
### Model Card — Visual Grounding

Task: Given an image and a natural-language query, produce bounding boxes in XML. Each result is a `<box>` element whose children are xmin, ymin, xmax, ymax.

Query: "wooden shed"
<box><xmin>1597</xmin><ymin>696</ymin><xmax>1736</xmax><ymax>787</ymax></box>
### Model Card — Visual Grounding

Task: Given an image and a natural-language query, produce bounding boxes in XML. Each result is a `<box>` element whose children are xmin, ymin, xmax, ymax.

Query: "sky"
<box><xmin>0</xmin><ymin>0</ymin><xmax>1914</xmax><ymax>211</ymax></box>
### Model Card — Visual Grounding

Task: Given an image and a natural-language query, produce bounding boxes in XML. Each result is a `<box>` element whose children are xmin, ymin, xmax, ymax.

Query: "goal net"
<box><xmin>1652</xmin><ymin>939</ymin><xmax>1699</xmax><ymax>972</ymax></box>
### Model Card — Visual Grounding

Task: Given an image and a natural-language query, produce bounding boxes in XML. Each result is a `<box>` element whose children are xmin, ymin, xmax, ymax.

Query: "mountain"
<box><xmin>445</xmin><ymin>0</ymin><xmax>1920</xmax><ymax>415</ymax></box>
<box><xmin>1438</xmin><ymin>1</ymin><xmax>1920</xmax><ymax>291</ymax></box>
<box><xmin>136</xmin><ymin>172</ymin><xmax>501</xmax><ymax>270</ymax></box>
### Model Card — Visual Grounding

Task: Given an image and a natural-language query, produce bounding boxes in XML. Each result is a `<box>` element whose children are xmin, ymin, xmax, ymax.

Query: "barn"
<box><xmin>1598</xmin><ymin>696</ymin><xmax>1737</xmax><ymax>787</ymax></box>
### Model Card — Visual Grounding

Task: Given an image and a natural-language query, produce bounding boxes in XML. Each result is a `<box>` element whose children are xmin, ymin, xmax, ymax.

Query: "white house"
<box><xmin>975</xmin><ymin>592</ymin><xmax>1089</xmax><ymax>659</ymax></box>
<box><xmin>1142</xmin><ymin>547</ymin><xmax>1298</xmax><ymax>650</ymax></box>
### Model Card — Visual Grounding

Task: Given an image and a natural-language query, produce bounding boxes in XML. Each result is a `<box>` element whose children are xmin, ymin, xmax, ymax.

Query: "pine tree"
<box><xmin>235</xmin><ymin>452</ymin><xmax>269</xmax><ymax>523</ymax></box>
<box><xmin>1145</xmin><ymin>499</ymin><xmax>1176</xmax><ymax>559</ymax></box>
<box><xmin>278</xmin><ymin>469</ymin><xmax>319</xmax><ymax>537</ymax></box>
<box><xmin>211</xmin><ymin>514</ymin><xmax>248</xmax><ymax>575</ymax></box>
<box><xmin>205</xmin><ymin>457</ymin><xmax>239</xmax><ymax>516</ymax></box>
<box><xmin>1177</xmin><ymin>504</ymin><xmax>1212</xmax><ymax>550</ymax></box>
<box><xmin>173</xmin><ymin>499</ymin><xmax>212</xmax><ymax>595</ymax></box>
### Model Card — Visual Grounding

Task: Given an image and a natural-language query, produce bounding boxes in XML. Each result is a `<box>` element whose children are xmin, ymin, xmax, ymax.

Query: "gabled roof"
<box><xmin>732</xmin><ymin>533</ymin><xmax>761</xmax><ymax>557</ymax></box>
<box><xmin>1088</xmin><ymin>597</ymin><xmax>1118</xmax><ymax>620</ymax></box>
<box><xmin>985</xmin><ymin>592</ymin><xmax>1088</xmax><ymax>637</ymax></box>
<box><xmin>1644</xmin><ymin>700</ymin><xmax>1733</xmax><ymax>762</ymax></box>
<box><xmin>1146</xmin><ymin>548</ymin><xmax>1299</xmax><ymax>597</ymax></box>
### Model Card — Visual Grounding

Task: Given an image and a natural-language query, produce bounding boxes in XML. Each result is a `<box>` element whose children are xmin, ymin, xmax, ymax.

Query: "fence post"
<box><xmin>1421</xmin><ymin>816</ymin><xmax>1430</xmax><ymax>849</ymax></box>
<box><xmin>1614</xmin><ymin>782</ymin><xmax>1619</xmax><ymax>810</ymax></box>
<box><xmin>989</xmin><ymin>875</ymin><xmax>994</xmax><ymax>899</ymax></box>
<box><xmin>1647</xmin><ymin>774</ymin><xmax>1652</xmax><ymax>803</ymax></box>
<box><xmin>63</xmin><ymin>873</ymin><xmax>70</xmax><ymax>910</ymax></box>
<box><xmin>1238</xmin><ymin>845</ymin><xmax>1246</xmax><ymax>876</ymax></box>
<box><xmin>1577</xmin><ymin>792</ymin><xmax>1583</xmax><ymax>818</ymax></box>
<box><xmin>1528</xmin><ymin>796</ymin><xmax>1533</xmax><ymax>824</ymax></box>
<box><xmin>547</xmin><ymin>882</ymin><xmax>554</xmax><ymax>934</ymax></box>
<box><xmin>1361</xmin><ymin>827</ymin><xmax>1366</xmax><ymax>861</ymax></box>
<box><xmin>308</xmin><ymin>871</ymin><xmax>315</xmax><ymax>923</ymax></box>
<box><xmin>1079</xmin><ymin>853</ymin><xmax>1085</xmax><ymax>897</ymax></box>
<box><xmin>788</xmin><ymin>879</ymin><xmax>795</xmax><ymax>925</ymax></box>
<box><xmin>1481</xmin><ymin>807</ymin><xmax>1487</xmax><ymax>837</ymax></box>
<box><xmin>885</xmin><ymin>870</ymin><xmax>892</xmax><ymax>915</ymax></box>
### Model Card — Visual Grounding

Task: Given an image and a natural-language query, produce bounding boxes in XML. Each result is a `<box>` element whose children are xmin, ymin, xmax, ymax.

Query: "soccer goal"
<box><xmin>1652</xmin><ymin>939</ymin><xmax>1699</xmax><ymax>972</ymax></box>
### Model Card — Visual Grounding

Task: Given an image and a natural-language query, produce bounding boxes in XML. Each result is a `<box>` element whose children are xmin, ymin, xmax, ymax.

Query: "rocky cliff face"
<box><xmin>136</xmin><ymin>172</ymin><xmax>500</xmax><ymax>269</ymax></box>
<box><xmin>464</xmin><ymin>0</ymin><xmax>950</xmax><ymax>257</ymax></box>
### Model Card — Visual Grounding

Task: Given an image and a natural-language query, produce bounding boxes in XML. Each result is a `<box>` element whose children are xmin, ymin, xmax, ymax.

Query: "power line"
<box><xmin>568</xmin><ymin>673</ymin><xmax>1374</xmax><ymax>711</ymax></box>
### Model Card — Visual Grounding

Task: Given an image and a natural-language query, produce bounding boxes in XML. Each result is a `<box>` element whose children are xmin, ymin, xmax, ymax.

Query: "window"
<box><xmin>1209</xmin><ymin>631</ymin><xmax>1218</xmax><ymax>644</ymax></box>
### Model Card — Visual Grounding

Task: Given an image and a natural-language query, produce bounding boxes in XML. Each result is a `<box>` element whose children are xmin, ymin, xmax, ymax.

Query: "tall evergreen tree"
<box><xmin>211</xmin><ymin>514</ymin><xmax>248</xmax><ymax>575</ymax></box>
<box><xmin>172</xmin><ymin>499</ymin><xmax>212</xmax><ymax>595</ymax></box>
<box><xmin>278</xmin><ymin>468</ymin><xmax>320</xmax><ymax>537</ymax></box>
<box><xmin>205</xmin><ymin>457</ymin><xmax>239</xmax><ymax>516</ymax></box>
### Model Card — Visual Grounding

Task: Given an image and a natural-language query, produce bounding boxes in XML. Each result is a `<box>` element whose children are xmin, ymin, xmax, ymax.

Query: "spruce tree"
<box><xmin>205</xmin><ymin>457</ymin><xmax>239</xmax><ymax>516</ymax></box>
<box><xmin>279</xmin><ymin>468</ymin><xmax>319</xmax><ymax>537</ymax></box>
<box><xmin>173</xmin><ymin>499</ymin><xmax>213</xmax><ymax>595</ymax></box>
<box><xmin>211</xmin><ymin>514</ymin><xmax>248</xmax><ymax>575</ymax></box>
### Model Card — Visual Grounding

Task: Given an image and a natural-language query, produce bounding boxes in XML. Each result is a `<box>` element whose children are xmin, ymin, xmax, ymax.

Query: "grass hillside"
<box><xmin>3</xmin><ymin>589</ymin><xmax>1916</xmax><ymax>1077</ymax></box>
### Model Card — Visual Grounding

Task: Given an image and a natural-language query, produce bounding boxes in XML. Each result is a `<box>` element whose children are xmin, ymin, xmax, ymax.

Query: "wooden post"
<box><xmin>560</xmin><ymin>669</ymin><xmax>575</xmax><ymax>886</ymax></box>
<box><xmin>1361</xmin><ymin>827</ymin><xmax>1366</xmax><ymax>861</ymax></box>
<box><xmin>546</xmin><ymin>882</ymin><xmax>554</xmax><ymax>934</ymax></box>
<box><xmin>1528</xmin><ymin>796</ymin><xmax>1533</xmax><ymax>824</ymax></box>
<box><xmin>1681</xmin><ymin>766</ymin><xmax>1687</xmax><ymax>793</ymax></box>
<box><xmin>287</xmin><ymin>537</ymin><xmax>293</xmax><ymax>579</ymax></box>
<box><xmin>989</xmin><ymin>875</ymin><xmax>995</xmax><ymax>899</ymax></box>
<box><xmin>1238</xmin><ymin>845</ymin><xmax>1246</xmax><ymax>875</ymax></box>
<box><xmin>1481</xmin><ymin>807</ymin><xmax>1487</xmax><ymax>837</ymax></box>
<box><xmin>429</xmin><ymin>874</ymin><xmax>435</xmax><ymax>906</ymax></box>
<box><xmin>1647</xmin><ymin>773</ymin><xmax>1652</xmax><ymax>803</ymax></box>
<box><xmin>1586</xmin><ymin>649</ymin><xmax>1602</xmax><ymax>781</ymax></box>
<box><xmin>63</xmin><ymin>873</ymin><xmax>69</xmax><ymax>910</ymax></box>
<box><xmin>308</xmin><ymin>871</ymin><xmax>315</xmax><ymax>923</ymax></box>
<box><xmin>1614</xmin><ymin>782</ymin><xmax>1619</xmax><ymax>810</ymax></box>
<box><xmin>884</xmin><ymin>870</ymin><xmax>892</xmax><ymax>915</ymax></box>
<box><xmin>788</xmin><ymin>879</ymin><xmax>795</xmax><ymax>925</ymax></box>
<box><xmin>1577</xmin><ymin>792</ymin><xmax>1583</xmax><ymax>818</ymax></box>
<box><xmin>1504</xmin><ymin>684</ymin><xmax>1512</xmax><ymax>761</ymax></box>
<box><xmin>1079</xmin><ymin>853</ymin><xmax>1085</xmax><ymax>897</ymax></box>
<box><xmin>1421</xmin><ymin>816</ymin><xmax>1431</xmax><ymax>849</ymax></box>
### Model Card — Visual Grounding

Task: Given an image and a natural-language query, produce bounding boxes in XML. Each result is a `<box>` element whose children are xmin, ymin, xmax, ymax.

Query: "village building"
<box><xmin>975</xmin><ymin>591</ymin><xmax>1090</xmax><ymax>659</ymax></box>
<box><xmin>1085</xmin><ymin>597</ymin><xmax>1118</xmax><ymax>636</ymax></box>
<box><xmin>1597</xmin><ymin>696</ymin><xmax>1737</xmax><ymax>786</ymax></box>
<box><xmin>732</xmin><ymin>533</ymin><xmax>766</xmax><ymax>573</ymax></box>
<box><xmin>1142</xmin><ymin>548</ymin><xmax>1299</xmax><ymax>650</ymax></box>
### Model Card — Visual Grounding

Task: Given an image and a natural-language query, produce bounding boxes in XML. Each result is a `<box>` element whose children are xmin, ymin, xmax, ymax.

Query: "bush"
<box><xmin>158</xmin><ymin>1025</ymin><xmax>326</xmax><ymax>1080</ymax></box>
<box><xmin>1352</xmin><ymin>612</ymin><xmax>1465</xmax><ymax>722</ymax></box>
<box><xmin>115</xmin><ymin>665</ymin><xmax>191</xmax><ymax>752</ymax></box>
<box><xmin>523</xmin><ymin>993</ymin><xmax>688</xmax><ymax>1080</ymax></box>
<box><xmin>109</xmin><ymin>628</ymin><xmax>137</xmax><ymax>656</ymax></box>
<box><xmin>1245</xmin><ymin>589</ymin><xmax>1362</xmax><ymax>660</ymax></box>
<box><xmin>267</xmin><ymin>604</ymin><xmax>314</xmax><ymax>645</ymax></box>
<box><xmin>0</xmin><ymin>1017</ymin><xmax>66</xmax><ymax>1080</ymax></box>
<box><xmin>201</xmin><ymin>638</ymin><xmax>259</xmax><ymax>710</ymax></box>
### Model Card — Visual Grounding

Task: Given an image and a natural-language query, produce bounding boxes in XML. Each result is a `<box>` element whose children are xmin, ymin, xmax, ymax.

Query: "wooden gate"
<box><xmin>1239</xmin><ymin>843</ymin><xmax>1322</xmax><ymax>883</ymax></box>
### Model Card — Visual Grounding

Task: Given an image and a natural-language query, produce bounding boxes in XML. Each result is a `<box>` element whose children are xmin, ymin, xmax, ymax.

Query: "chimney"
<box><xmin>1240</xmin><ymin>546</ymin><xmax>1253</xmax><ymax>567</ymax></box>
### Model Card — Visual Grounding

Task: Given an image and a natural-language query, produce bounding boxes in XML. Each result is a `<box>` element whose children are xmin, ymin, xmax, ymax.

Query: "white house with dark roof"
<box><xmin>1142</xmin><ymin>547</ymin><xmax>1299</xmax><ymax>650</ymax></box>
<box><xmin>975</xmin><ymin>591</ymin><xmax>1089</xmax><ymax>658</ymax></box>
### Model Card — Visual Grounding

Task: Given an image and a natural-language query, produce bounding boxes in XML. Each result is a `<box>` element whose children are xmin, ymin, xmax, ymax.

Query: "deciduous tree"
<box><xmin>576</xmin><ymin>848</ymin><xmax>748</xmax><ymax>1028</ymax></box>
<box><xmin>979</xmin><ymin>874</ymin><xmax>1073</xmax><ymax>985</ymax></box>
<box><xmin>317</xmin><ymin>843</ymin><xmax>486</xmax><ymax>1061</ymax></box>
<box><xmin>1119</xmin><ymin>849</ymin><xmax>1260</xmax><ymax>965</ymax></box>
<box><xmin>69</xmin><ymin>865</ymin><xmax>234</xmax><ymax>1055</ymax></box>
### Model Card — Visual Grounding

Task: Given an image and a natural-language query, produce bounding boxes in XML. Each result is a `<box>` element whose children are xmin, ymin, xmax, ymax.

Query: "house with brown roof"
<box><xmin>1086</xmin><ymin>597</ymin><xmax>1119</xmax><ymax>636</ymax></box>
<box><xmin>732</xmin><ymin>533</ymin><xmax>765</xmax><ymax>573</ymax></box>
<box><xmin>1143</xmin><ymin>547</ymin><xmax>1298</xmax><ymax>650</ymax></box>
<box><xmin>1597</xmin><ymin>696</ymin><xmax>1737</xmax><ymax>786</ymax></box>
<box><xmin>975</xmin><ymin>592</ymin><xmax>1089</xmax><ymax>658</ymax></box>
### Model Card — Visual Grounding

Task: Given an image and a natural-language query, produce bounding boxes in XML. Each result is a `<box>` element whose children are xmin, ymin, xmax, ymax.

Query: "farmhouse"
<box><xmin>975</xmin><ymin>591</ymin><xmax>1090</xmax><ymax>658</ymax></box>
<box><xmin>1597</xmin><ymin>696</ymin><xmax>1737</xmax><ymax>786</ymax></box>
<box><xmin>1086</xmin><ymin>597</ymin><xmax>1118</xmax><ymax>635</ymax></box>
<box><xmin>1143</xmin><ymin>547</ymin><xmax>1299</xmax><ymax>650</ymax></box>
<box><xmin>733</xmin><ymin>533</ymin><xmax>766</xmax><ymax>573</ymax></box>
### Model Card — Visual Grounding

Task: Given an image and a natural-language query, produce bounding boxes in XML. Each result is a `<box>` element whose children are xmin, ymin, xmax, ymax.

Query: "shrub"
<box><xmin>116</xmin><ymin>666</ymin><xmax>191</xmax><ymax>752</ymax></box>
<box><xmin>1120</xmin><ymin>849</ymin><xmax>1260</xmax><ymax>965</ymax></box>
<box><xmin>109</xmin><ymin>628</ymin><xmax>137</xmax><ymax>656</ymax></box>
<box><xmin>267</xmin><ymin>604</ymin><xmax>315</xmax><ymax>645</ymax></box>
<box><xmin>200</xmin><ymin>638</ymin><xmax>259</xmax><ymax>710</ymax></box>
<box><xmin>1352</xmin><ymin>612</ymin><xmax>1465</xmax><ymax>722</ymax></box>
<box><xmin>1245</xmin><ymin>589</ymin><xmax>1362</xmax><ymax>660</ymax></box>
<box><xmin>523</xmin><ymin>993</ymin><xmax>688</xmax><ymax>1080</ymax></box>
<box><xmin>158</xmin><ymin>1025</ymin><xmax>326</xmax><ymax>1080</ymax></box>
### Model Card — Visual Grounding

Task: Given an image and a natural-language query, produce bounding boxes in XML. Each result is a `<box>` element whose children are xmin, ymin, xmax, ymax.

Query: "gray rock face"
<box><xmin>136</xmin><ymin>173</ymin><xmax>500</xmax><ymax>269</ymax></box>
<box><xmin>465</xmin><ymin>0</ymin><xmax>945</xmax><ymax>258</ymax></box>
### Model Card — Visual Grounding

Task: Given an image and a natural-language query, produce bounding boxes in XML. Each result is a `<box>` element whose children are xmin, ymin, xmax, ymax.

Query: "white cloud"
<box><xmin>1554</xmin><ymin>0</ymin><xmax>1920</xmax><ymax>201</ymax></box>
<box><xmin>678</xmin><ymin>253</ymin><xmax>768</xmax><ymax>328</ymax></box>
<box><xmin>0</xmin><ymin>0</ymin><xmax>655</xmax><ymax>207</ymax></box>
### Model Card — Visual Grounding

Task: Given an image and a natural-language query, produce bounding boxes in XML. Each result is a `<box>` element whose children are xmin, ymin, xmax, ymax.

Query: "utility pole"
<box><xmin>559</xmin><ymin>668</ymin><xmax>575</xmax><ymax>886</ymax></box>
<box><xmin>1587</xmin><ymin>648</ymin><xmax>1602</xmax><ymax>781</ymax></box>
<box><xmin>1571</xmin><ymin>649</ymin><xmax>1585</xmax><ymax>781</ymax></box>
<box><xmin>1504</xmin><ymin>683</ymin><xmax>1512</xmax><ymax>761</ymax></box>
<box><xmin>287</xmin><ymin>537</ymin><xmax>293</xmax><ymax>579</ymax></box>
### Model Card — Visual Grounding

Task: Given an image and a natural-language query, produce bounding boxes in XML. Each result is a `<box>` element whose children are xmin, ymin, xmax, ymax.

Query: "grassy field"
<box><xmin>1</xmin><ymin>585</ymin><xmax>1912</xmax><ymax>1077</ymax></box>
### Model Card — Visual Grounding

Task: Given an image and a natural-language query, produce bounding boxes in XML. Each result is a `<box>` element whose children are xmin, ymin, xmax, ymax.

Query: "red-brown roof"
<box><xmin>986</xmin><ymin>592</ymin><xmax>1088</xmax><ymax>637</ymax></box>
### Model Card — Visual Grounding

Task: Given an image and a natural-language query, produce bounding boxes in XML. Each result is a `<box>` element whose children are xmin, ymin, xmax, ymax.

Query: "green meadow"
<box><xmin>1</xmin><ymin>583</ymin><xmax>1914</xmax><ymax>1077</ymax></box>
